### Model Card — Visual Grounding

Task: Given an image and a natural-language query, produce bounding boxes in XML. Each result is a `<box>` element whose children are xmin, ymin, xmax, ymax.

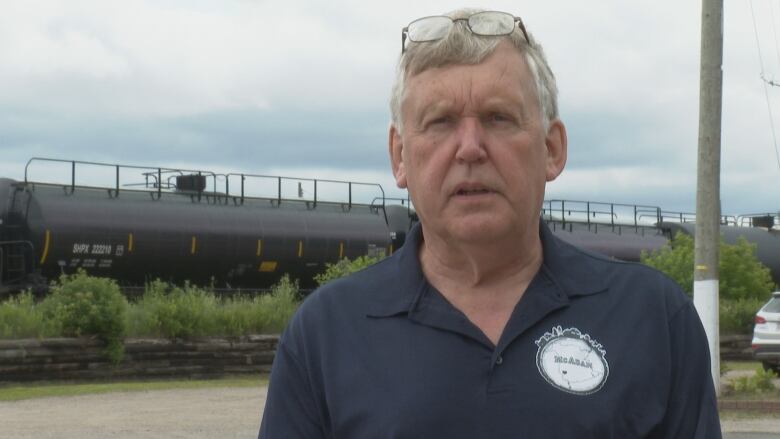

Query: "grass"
<box><xmin>720</xmin><ymin>361</ymin><xmax>780</xmax><ymax>401</ymax></box>
<box><xmin>721</xmin><ymin>389</ymin><xmax>780</xmax><ymax>400</ymax></box>
<box><xmin>724</xmin><ymin>361</ymin><xmax>762</xmax><ymax>372</ymax></box>
<box><xmin>0</xmin><ymin>376</ymin><xmax>267</xmax><ymax>402</ymax></box>
<box><xmin>719</xmin><ymin>409</ymin><xmax>780</xmax><ymax>420</ymax></box>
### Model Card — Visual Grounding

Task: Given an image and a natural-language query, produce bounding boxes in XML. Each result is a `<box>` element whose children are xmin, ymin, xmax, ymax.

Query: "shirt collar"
<box><xmin>366</xmin><ymin>220</ymin><xmax>609</xmax><ymax>318</ymax></box>
<box><xmin>365</xmin><ymin>221</ymin><xmax>426</xmax><ymax>317</ymax></box>
<box><xmin>537</xmin><ymin>220</ymin><xmax>609</xmax><ymax>298</ymax></box>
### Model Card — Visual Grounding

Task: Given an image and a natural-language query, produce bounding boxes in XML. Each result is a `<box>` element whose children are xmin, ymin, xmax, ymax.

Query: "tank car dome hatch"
<box><xmin>176</xmin><ymin>174</ymin><xmax>207</xmax><ymax>192</ymax></box>
<box><xmin>662</xmin><ymin>222</ymin><xmax>780</xmax><ymax>285</ymax></box>
<box><xmin>752</xmin><ymin>215</ymin><xmax>775</xmax><ymax>229</ymax></box>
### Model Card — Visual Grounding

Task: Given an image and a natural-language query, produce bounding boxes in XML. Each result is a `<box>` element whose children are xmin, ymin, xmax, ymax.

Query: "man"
<box><xmin>260</xmin><ymin>8</ymin><xmax>721</xmax><ymax>438</ymax></box>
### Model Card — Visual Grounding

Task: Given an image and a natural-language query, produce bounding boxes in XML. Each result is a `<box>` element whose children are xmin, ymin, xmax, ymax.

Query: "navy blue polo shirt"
<box><xmin>260</xmin><ymin>222</ymin><xmax>722</xmax><ymax>438</ymax></box>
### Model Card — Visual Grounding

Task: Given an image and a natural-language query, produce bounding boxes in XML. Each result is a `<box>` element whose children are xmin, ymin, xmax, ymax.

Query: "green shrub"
<box><xmin>314</xmin><ymin>255</ymin><xmax>381</xmax><ymax>286</ymax></box>
<box><xmin>720</xmin><ymin>298</ymin><xmax>768</xmax><ymax>335</ymax></box>
<box><xmin>42</xmin><ymin>270</ymin><xmax>128</xmax><ymax>363</ymax></box>
<box><xmin>731</xmin><ymin>367</ymin><xmax>778</xmax><ymax>394</ymax></box>
<box><xmin>1</xmin><ymin>274</ymin><xmax>301</xmax><ymax>342</ymax></box>
<box><xmin>129</xmin><ymin>276</ymin><xmax>300</xmax><ymax>338</ymax></box>
<box><xmin>641</xmin><ymin>233</ymin><xmax>694</xmax><ymax>294</ymax></box>
<box><xmin>256</xmin><ymin>275</ymin><xmax>300</xmax><ymax>332</ymax></box>
<box><xmin>212</xmin><ymin>298</ymin><xmax>256</xmax><ymax>337</ymax></box>
<box><xmin>208</xmin><ymin>275</ymin><xmax>299</xmax><ymax>336</ymax></box>
<box><xmin>130</xmin><ymin>280</ymin><xmax>219</xmax><ymax>339</ymax></box>
<box><xmin>0</xmin><ymin>290</ymin><xmax>60</xmax><ymax>338</ymax></box>
<box><xmin>641</xmin><ymin>233</ymin><xmax>775</xmax><ymax>301</ymax></box>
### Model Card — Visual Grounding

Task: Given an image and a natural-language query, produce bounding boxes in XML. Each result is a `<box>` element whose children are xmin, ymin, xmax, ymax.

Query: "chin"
<box><xmin>444</xmin><ymin>217</ymin><xmax>516</xmax><ymax>245</ymax></box>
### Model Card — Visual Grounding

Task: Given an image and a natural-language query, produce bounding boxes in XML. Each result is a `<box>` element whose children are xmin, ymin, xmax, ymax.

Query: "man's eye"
<box><xmin>423</xmin><ymin>116</ymin><xmax>454</xmax><ymax>130</ymax></box>
<box><xmin>487</xmin><ymin>113</ymin><xmax>511</xmax><ymax>123</ymax></box>
<box><xmin>430</xmin><ymin>116</ymin><xmax>452</xmax><ymax>125</ymax></box>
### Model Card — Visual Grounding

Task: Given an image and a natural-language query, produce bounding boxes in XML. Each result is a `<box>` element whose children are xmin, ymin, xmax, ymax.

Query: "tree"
<box><xmin>641</xmin><ymin>232</ymin><xmax>775</xmax><ymax>301</ymax></box>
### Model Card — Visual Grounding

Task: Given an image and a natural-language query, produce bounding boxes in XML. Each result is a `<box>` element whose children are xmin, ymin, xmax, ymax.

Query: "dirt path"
<box><xmin>0</xmin><ymin>385</ymin><xmax>778</xmax><ymax>438</ymax></box>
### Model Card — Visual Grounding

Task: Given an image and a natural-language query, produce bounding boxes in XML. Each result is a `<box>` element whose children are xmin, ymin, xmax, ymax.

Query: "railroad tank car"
<box><xmin>0</xmin><ymin>159</ymin><xmax>414</xmax><ymax>296</ymax></box>
<box><xmin>547</xmin><ymin>221</ymin><xmax>671</xmax><ymax>262</ymax></box>
<box><xmin>541</xmin><ymin>199</ymin><xmax>780</xmax><ymax>285</ymax></box>
<box><xmin>1</xmin><ymin>159</ymin><xmax>779</xmax><ymax>296</ymax></box>
<box><xmin>547</xmin><ymin>220</ymin><xmax>780</xmax><ymax>285</ymax></box>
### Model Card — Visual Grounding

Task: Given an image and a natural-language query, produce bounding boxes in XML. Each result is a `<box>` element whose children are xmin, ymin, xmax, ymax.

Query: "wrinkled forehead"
<box><xmin>402</xmin><ymin>43</ymin><xmax>538</xmax><ymax>111</ymax></box>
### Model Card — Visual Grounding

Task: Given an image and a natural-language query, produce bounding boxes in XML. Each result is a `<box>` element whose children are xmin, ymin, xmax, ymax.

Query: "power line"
<box><xmin>770</xmin><ymin>0</ymin><xmax>780</xmax><ymax>69</ymax></box>
<box><xmin>749</xmin><ymin>0</ymin><xmax>780</xmax><ymax>170</ymax></box>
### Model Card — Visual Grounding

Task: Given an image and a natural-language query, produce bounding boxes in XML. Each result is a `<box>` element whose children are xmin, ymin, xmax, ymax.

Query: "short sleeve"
<box><xmin>656</xmin><ymin>301</ymin><xmax>722</xmax><ymax>438</ymax></box>
<box><xmin>258</xmin><ymin>336</ymin><xmax>328</xmax><ymax>439</ymax></box>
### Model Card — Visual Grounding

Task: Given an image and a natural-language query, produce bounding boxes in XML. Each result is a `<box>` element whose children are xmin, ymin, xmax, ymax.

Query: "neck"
<box><xmin>418</xmin><ymin>222</ymin><xmax>543</xmax><ymax>292</ymax></box>
<box><xmin>417</xmin><ymin>222</ymin><xmax>544</xmax><ymax>346</ymax></box>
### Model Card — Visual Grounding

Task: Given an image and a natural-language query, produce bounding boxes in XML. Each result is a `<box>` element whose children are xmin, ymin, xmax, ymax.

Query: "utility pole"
<box><xmin>695</xmin><ymin>0</ymin><xmax>723</xmax><ymax>395</ymax></box>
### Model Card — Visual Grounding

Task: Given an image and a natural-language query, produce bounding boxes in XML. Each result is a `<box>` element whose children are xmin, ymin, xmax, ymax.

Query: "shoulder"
<box><xmin>547</xmin><ymin>233</ymin><xmax>692</xmax><ymax>318</ymax></box>
<box><xmin>303</xmin><ymin>255</ymin><xmax>400</xmax><ymax>313</ymax></box>
<box><xmin>279</xmin><ymin>254</ymin><xmax>402</xmax><ymax>350</ymax></box>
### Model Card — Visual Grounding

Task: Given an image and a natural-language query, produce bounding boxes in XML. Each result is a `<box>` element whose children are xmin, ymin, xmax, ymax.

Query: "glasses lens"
<box><xmin>468</xmin><ymin>11</ymin><xmax>515</xmax><ymax>36</ymax></box>
<box><xmin>407</xmin><ymin>16</ymin><xmax>453</xmax><ymax>42</ymax></box>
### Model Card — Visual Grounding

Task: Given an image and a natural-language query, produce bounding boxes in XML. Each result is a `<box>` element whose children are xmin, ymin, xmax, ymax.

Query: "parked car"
<box><xmin>752</xmin><ymin>291</ymin><xmax>780</xmax><ymax>373</ymax></box>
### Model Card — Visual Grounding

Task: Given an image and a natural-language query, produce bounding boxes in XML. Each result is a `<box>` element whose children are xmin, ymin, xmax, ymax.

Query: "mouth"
<box><xmin>456</xmin><ymin>188</ymin><xmax>492</xmax><ymax>196</ymax></box>
<box><xmin>453</xmin><ymin>184</ymin><xmax>495</xmax><ymax>197</ymax></box>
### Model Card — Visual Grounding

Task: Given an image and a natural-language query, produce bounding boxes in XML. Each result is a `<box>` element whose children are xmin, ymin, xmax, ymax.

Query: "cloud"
<box><xmin>0</xmin><ymin>0</ymin><xmax>398</xmax><ymax>117</ymax></box>
<box><xmin>1</xmin><ymin>0</ymin><xmax>779</xmax><ymax>216</ymax></box>
<box><xmin>0</xmin><ymin>106</ymin><xmax>391</xmax><ymax>178</ymax></box>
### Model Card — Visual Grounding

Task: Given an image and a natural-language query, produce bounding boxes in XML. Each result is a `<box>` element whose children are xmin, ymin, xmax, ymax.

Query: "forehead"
<box><xmin>403</xmin><ymin>44</ymin><xmax>536</xmax><ymax>111</ymax></box>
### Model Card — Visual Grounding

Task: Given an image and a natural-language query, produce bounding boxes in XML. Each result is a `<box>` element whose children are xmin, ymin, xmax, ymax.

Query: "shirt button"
<box><xmin>495</xmin><ymin>356</ymin><xmax>503</xmax><ymax>365</ymax></box>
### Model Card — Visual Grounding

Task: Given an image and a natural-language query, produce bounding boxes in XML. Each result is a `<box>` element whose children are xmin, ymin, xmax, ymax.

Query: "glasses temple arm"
<box><xmin>515</xmin><ymin>18</ymin><xmax>530</xmax><ymax>43</ymax></box>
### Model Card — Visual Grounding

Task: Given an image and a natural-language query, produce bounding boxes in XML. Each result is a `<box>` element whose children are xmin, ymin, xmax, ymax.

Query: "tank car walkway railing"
<box><xmin>22</xmin><ymin>157</ymin><xmax>392</xmax><ymax>211</ymax></box>
<box><xmin>24</xmin><ymin>158</ymin><xmax>220</xmax><ymax>201</ymax></box>
<box><xmin>223</xmin><ymin>173</ymin><xmax>386</xmax><ymax>212</ymax></box>
<box><xmin>542</xmin><ymin>199</ymin><xmax>738</xmax><ymax>232</ymax></box>
<box><xmin>21</xmin><ymin>158</ymin><xmax>769</xmax><ymax>229</ymax></box>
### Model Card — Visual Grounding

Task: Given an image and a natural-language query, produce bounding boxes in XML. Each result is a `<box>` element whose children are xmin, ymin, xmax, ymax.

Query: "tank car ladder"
<box><xmin>0</xmin><ymin>234</ymin><xmax>34</xmax><ymax>287</ymax></box>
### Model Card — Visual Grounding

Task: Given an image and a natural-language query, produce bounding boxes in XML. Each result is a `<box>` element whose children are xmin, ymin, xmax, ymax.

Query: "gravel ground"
<box><xmin>0</xmin><ymin>387</ymin><xmax>266</xmax><ymax>439</ymax></box>
<box><xmin>0</xmin><ymin>385</ymin><xmax>778</xmax><ymax>438</ymax></box>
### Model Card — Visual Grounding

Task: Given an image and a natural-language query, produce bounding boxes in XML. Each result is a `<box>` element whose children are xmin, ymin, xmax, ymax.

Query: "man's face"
<box><xmin>389</xmin><ymin>42</ymin><xmax>567</xmax><ymax>245</ymax></box>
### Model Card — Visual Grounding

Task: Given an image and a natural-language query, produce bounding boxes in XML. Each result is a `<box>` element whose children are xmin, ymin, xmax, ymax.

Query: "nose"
<box><xmin>454</xmin><ymin>117</ymin><xmax>487</xmax><ymax>163</ymax></box>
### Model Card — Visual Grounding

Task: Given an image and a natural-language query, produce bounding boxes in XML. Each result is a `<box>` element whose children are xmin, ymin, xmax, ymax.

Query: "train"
<box><xmin>1</xmin><ymin>158</ymin><xmax>778</xmax><ymax>297</ymax></box>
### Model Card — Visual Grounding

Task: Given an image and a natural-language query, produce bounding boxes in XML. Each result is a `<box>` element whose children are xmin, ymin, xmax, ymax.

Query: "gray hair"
<box><xmin>389</xmin><ymin>8</ymin><xmax>559</xmax><ymax>133</ymax></box>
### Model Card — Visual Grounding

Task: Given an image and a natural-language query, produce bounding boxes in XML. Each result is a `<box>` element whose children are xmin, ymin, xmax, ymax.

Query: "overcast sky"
<box><xmin>2</xmin><ymin>0</ymin><xmax>780</xmax><ymax>215</ymax></box>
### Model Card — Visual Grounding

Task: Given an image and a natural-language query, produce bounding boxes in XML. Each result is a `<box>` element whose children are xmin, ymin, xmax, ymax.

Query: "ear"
<box><xmin>389</xmin><ymin>124</ymin><xmax>408</xmax><ymax>189</ymax></box>
<box><xmin>544</xmin><ymin>119</ymin><xmax>568</xmax><ymax>181</ymax></box>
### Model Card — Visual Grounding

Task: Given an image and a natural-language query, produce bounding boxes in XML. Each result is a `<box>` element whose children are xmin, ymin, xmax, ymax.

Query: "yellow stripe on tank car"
<box><xmin>256</xmin><ymin>239</ymin><xmax>263</xmax><ymax>257</ymax></box>
<box><xmin>128</xmin><ymin>233</ymin><xmax>134</xmax><ymax>252</ymax></box>
<box><xmin>259</xmin><ymin>261</ymin><xmax>278</xmax><ymax>272</ymax></box>
<box><xmin>339</xmin><ymin>242</ymin><xmax>344</xmax><ymax>259</ymax></box>
<box><xmin>191</xmin><ymin>236</ymin><xmax>197</xmax><ymax>255</ymax></box>
<box><xmin>39</xmin><ymin>229</ymin><xmax>51</xmax><ymax>265</ymax></box>
<box><xmin>297</xmin><ymin>240</ymin><xmax>304</xmax><ymax>258</ymax></box>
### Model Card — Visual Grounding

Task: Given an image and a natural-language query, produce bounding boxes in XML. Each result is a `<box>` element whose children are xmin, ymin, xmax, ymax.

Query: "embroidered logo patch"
<box><xmin>535</xmin><ymin>326</ymin><xmax>609</xmax><ymax>395</ymax></box>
